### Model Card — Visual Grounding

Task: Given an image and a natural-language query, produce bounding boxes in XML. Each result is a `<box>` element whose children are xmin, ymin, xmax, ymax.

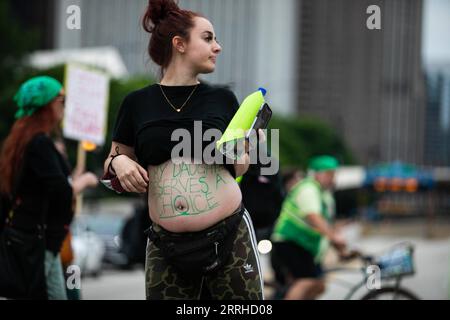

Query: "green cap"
<box><xmin>308</xmin><ymin>155</ymin><xmax>339</xmax><ymax>172</ymax></box>
<box><xmin>13</xmin><ymin>76</ymin><xmax>63</xmax><ymax>119</ymax></box>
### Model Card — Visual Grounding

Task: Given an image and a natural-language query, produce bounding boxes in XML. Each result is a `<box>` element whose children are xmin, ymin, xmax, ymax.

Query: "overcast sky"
<box><xmin>422</xmin><ymin>0</ymin><xmax>450</xmax><ymax>65</ymax></box>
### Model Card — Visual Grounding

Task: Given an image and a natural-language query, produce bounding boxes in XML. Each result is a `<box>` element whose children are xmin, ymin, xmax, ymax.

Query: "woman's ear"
<box><xmin>172</xmin><ymin>36</ymin><xmax>186</xmax><ymax>54</ymax></box>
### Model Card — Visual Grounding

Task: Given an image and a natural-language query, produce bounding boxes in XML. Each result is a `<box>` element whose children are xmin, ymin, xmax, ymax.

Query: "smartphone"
<box><xmin>246</xmin><ymin>103</ymin><xmax>272</xmax><ymax>139</ymax></box>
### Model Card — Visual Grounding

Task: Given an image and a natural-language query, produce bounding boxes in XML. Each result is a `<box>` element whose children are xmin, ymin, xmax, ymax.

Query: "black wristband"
<box><xmin>108</xmin><ymin>146</ymin><xmax>122</xmax><ymax>175</ymax></box>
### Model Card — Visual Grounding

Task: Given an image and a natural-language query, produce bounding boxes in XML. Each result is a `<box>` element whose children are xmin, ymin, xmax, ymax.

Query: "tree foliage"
<box><xmin>269</xmin><ymin>115</ymin><xmax>356</xmax><ymax>170</ymax></box>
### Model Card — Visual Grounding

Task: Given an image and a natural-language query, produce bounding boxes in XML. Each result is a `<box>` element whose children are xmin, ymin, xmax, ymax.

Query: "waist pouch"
<box><xmin>147</xmin><ymin>204</ymin><xmax>244</xmax><ymax>277</ymax></box>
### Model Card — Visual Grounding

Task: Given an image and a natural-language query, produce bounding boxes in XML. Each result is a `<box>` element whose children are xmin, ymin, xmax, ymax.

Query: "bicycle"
<box><xmin>265</xmin><ymin>242</ymin><xmax>420</xmax><ymax>300</ymax></box>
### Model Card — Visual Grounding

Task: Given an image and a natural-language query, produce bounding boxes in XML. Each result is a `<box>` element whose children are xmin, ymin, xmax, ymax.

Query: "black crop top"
<box><xmin>112</xmin><ymin>82</ymin><xmax>240</xmax><ymax>177</ymax></box>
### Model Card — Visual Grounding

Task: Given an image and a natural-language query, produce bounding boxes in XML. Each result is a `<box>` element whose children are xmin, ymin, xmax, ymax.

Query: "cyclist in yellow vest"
<box><xmin>271</xmin><ymin>155</ymin><xmax>347</xmax><ymax>299</ymax></box>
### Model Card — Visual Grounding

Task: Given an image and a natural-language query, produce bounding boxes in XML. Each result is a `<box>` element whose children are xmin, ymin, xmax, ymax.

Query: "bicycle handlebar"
<box><xmin>338</xmin><ymin>250</ymin><xmax>374</xmax><ymax>264</ymax></box>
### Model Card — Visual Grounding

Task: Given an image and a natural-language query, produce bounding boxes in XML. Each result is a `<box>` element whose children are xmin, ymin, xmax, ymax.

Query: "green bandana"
<box><xmin>13</xmin><ymin>76</ymin><xmax>63</xmax><ymax>119</ymax></box>
<box><xmin>308</xmin><ymin>155</ymin><xmax>339</xmax><ymax>172</ymax></box>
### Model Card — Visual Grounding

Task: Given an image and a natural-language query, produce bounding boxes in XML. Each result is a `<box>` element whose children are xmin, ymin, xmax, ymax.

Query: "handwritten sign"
<box><xmin>63</xmin><ymin>64</ymin><xmax>109</xmax><ymax>145</ymax></box>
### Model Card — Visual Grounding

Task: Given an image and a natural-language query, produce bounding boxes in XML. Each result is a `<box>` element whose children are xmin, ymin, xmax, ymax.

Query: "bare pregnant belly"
<box><xmin>147</xmin><ymin>160</ymin><xmax>242</xmax><ymax>233</ymax></box>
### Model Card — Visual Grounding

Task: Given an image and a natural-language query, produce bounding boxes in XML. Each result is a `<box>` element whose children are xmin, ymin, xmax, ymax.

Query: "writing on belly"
<box><xmin>148</xmin><ymin>162</ymin><xmax>228</xmax><ymax>219</ymax></box>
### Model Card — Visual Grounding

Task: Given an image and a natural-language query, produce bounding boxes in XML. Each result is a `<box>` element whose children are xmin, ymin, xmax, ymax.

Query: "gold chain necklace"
<box><xmin>158</xmin><ymin>83</ymin><xmax>199</xmax><ymax>113</ymax></box>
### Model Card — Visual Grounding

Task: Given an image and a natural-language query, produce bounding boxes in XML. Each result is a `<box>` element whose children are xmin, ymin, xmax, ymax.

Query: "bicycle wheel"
<box><xmin>360</xmin><ymin>287</ymin><xmax>419</xmax><ymax>300</ymax></box>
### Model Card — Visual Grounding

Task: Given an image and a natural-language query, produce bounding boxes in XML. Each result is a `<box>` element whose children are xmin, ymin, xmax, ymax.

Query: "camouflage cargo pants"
<box><xmin>145</xmin><ymin>208</ymin><xmax>264</xmax><ymax>300</ymax></box>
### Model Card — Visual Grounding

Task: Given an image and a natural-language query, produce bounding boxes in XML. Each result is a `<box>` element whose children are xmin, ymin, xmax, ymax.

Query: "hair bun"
<box><xmin>147</xmin><ymin>0</ymin><xmax>179</xmax><ymax>26</ymax></box>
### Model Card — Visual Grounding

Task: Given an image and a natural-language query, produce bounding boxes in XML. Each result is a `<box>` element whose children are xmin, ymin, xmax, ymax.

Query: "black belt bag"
<box><xmin>148</xmin><ymin>205</ymin><xmax>244</xmax><ymax>277</ymax></box>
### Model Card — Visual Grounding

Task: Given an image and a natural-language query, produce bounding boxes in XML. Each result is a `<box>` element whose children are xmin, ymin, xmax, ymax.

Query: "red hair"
<box><xmin>142</xmin><ymin>0</ymin><xmax>202</xmax><ymax>72</ymax></box>
<box><xmin>0</xmin><ymin>105</ymin><xmax>57</xmax><ymax>194</ymax></box>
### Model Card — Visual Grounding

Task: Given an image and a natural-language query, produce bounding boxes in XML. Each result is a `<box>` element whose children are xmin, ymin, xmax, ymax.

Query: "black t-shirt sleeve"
<box><xmin>112</xmin><ymin>93</ymin><xmax>135</xmax><ymax>146</ymax></box>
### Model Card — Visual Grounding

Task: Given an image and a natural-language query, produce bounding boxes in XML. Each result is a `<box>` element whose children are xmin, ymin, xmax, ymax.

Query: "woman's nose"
<box><xmin>214</xmin><ymin>42</ymin><xmax>222</xmax><ymax>53</ymax></box>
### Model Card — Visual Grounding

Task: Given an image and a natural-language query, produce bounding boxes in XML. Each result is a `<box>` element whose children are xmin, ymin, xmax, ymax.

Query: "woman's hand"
<box><xmin>257</xmin><ymin>128</ymin><xmax>266</xmax><ymax>144</ymax></box>
<box><xmin>244</xmin><ymin>128</ymin><xmax>267</xmax><ymax>152</ymax></box>
<box><xmin>111</xmin><ymin>155</ymin><xmax>149</xmax><ymax>193</ymax></box>
<box><xmin>330</xmin><ymin>232</ymin><xmax>347</xmax><ymax>255</ymax></box>
<box><xmin>81</xmin><ymin>172</ymin><xmax>99</xmax><ymax>188</ymax></box>
<box><xmin>72</xmin><ymin>172</ymin><xmax>99</xmax><ymax>195</ymax></box>
<box><xmin>233</xmin><ymin>129</ymin><xmax>266</xmax><ymax>177</ymax></box>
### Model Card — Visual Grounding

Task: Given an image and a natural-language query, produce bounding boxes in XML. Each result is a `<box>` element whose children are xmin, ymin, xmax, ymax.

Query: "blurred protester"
<box><xmin>271</xmin><ymin>155</ymin><xmax>347</xmax><ymax>299</ymax></box>
<box><xmin>120</xmin><ymin>195</ymin><xmax>151</xmax><ymax>268</ymax></box>
<box><xmin>281</xmin><ymin>167</ymin><xmax>303</xmax><ymax>193</ymax></box>
<box><xmin>53</xmin><ymin>136</ymin><xmax>93</xmax><ymax>300</ymax></box>
<box><xmin>0</xmin><ymin>76</ymin><xmax>97</xmax><ymax>300</ymax></box>
<box><xmin>240</xmin><ymin>159</ymin><xmax>285</xmax><ymax>243</ymax></box>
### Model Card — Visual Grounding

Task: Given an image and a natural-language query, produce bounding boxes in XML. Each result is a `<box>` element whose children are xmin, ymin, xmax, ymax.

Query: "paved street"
<box><xmin>81</xmin><ymin>221</ymin><xmax>450</xmax><ymax>300</ymax></box>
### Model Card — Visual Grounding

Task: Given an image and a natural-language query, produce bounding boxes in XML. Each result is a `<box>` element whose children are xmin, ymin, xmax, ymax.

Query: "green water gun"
<box><xmin>216</xmin><ymin>88</ymin><xmax>267</xmax><ymax>182</ymax></box>
<box><xmin>217</xmin><ymin>88</ymin><xmax>267</xmax><ymax>159</ymax></box>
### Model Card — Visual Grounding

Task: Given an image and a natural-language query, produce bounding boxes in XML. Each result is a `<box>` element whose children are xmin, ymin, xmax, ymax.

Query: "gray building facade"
<box><xmin>424</xmin><ymin>69</ymin><xmax>450</xmax><ymax>166</ymax></box>
<box><xmin>53</xmin><ymin>0</ymin><xmax>298</xmax><ymax>114</ymax></box>
<box><xmin>296</xmin><ymin>0</ymin><xmax>426</xmax><ymax>165</ymax></box>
